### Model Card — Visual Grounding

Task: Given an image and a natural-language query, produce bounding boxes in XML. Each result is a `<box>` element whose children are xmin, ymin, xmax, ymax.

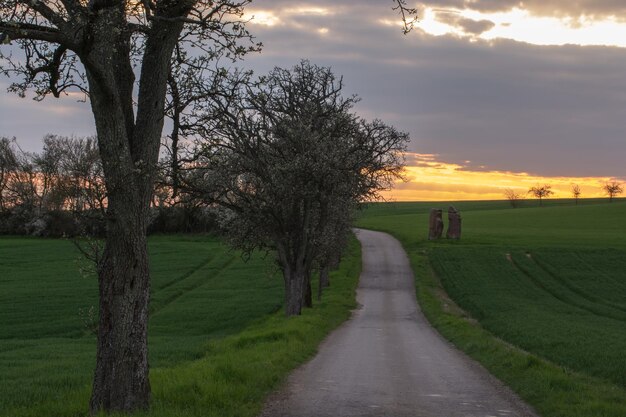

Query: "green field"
<box><xmin>0</xmin><ymin>235</ymin><xmax>361</xmax><ymax>417</ymax></box>
<box><xmin>357</xmin><ymin>198</ymin><xmax>626</xmax><ymax>417</ymax></box>
<box><xmin>4</xmin><ymin>198</ymin><xmax>625</xmax><ymax>417</ymax></box>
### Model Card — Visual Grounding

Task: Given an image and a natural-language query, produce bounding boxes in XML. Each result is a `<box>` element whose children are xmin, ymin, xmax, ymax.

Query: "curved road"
<box><xmin>260</xmin><ymin>229</ymin><xmax>539</xmax><ymax>417</ymax></box>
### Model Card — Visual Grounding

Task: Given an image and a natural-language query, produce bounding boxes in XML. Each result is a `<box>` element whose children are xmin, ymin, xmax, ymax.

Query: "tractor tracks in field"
<box><xmin>149</xmin><ymin>255</ymin><xmax>236</xmax><ymax>317</ymax></box>
<box><xmin>155</xmin><ymin>254</ymin><xmax>215</xmax><ymax>293</ymax></box>
<box><xmin>532</xmin><ymin>253</ymin><xmax>626</xmax><ymax>314</ymax></box>
<box><xmin>507</xmin><ymin>252</ymin><xmax>626</xmax><ymax>323</ymax></box>
<box><xmin>570</xmin><ymin>251</ymin><xmax>626</xmax><ymax>305</ymax></box>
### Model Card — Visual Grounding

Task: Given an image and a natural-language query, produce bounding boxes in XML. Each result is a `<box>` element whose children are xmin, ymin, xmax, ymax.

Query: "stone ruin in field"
<box><xmin>428</xmin><ymin>206</ymin><xmax>461</xmax><ymax>240</ymax></box>
<box><xmin>428</xmin><ymin>208</ymin><xmax>444</xmax><ymax>240</ymax></box>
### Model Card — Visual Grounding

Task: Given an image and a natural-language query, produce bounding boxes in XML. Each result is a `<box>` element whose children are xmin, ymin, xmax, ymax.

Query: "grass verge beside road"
<box><xmin>357</xmin><ymin>199</ymin><xmax>626</xmax><ymax>417</ymax></box>
<box><xmin>0</xmin><ymin>235</ymin><xmax>361</xmax><ymax>417</ymax></box>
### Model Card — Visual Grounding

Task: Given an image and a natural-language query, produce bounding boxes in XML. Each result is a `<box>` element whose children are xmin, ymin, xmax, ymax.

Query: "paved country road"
<box><xmin>259</xmin><ymin>229</ymin><xmax>539</xmax><ymax>417</ymax></box>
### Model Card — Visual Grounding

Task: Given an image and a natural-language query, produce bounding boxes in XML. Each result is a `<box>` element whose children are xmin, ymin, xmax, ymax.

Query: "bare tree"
<box><xmin>503</xmin><ymin>188</ymin><xmax>522</xmax><ymax>208</ymax></box>
<box><xmin>4</xmin><ymin>144</ymin><xmax>39</xmax><ymax>211</ymax></box>
<box><xmin>571</xmin><ymin>184</ymin><xmax>581</xmax><ymax>205</ymax></box>
<box><xmin>57</xmin><ymin>135</ymin><xmax>106</xmax><ymax>212</ymax></box>
<box><xmin>528</xmin><ymin>184</ymin><xmax>554</xmax><ymax>206</ymax></box>
<box><xmin>392</xmin><ymin>0</ymin><xmax>418</xmax><ymax>33</ymax></box>
<box><xmin>0</xmin><ymin>137</ymin><xmax>17</xmax><ymax>211</ymax></box>
<box><xmin>603</xmin><ymin>181</ymin><xmax>623</xmax><ymax>203</ymax></box>
<box><xmin>0</xmin><ymin>0</ymin><xmax>260</xmax><ymax>412</ymax></box>
<box><xmin>34</xmin><ymin>135</ymin><xmax>67</xmax><ymax>212</ymax></box>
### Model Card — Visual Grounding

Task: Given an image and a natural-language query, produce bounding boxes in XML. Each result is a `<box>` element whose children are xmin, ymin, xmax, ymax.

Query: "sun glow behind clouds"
<box><xmin>420</xmin><ymin>7</ymin><xmax>626</xmax><ymax>47</ymax></box>
<box><xmin>245</xmin><ymin>6</ymin><xmax>333</xmax><ymax>28</ymax></box>
<box><xmin>284</xmin><ymin>7</ymin><xmax>331</xmax><ymax>16</ymax></box>
<box><xmin>248</xmin><ymin>10</ymin><xmax>279</xmax><ymax>26</ymax></box>
<box><xmin>383</xmin><ymin>153</ymin><xmax>620</xmax><ymax>202</ymax></box>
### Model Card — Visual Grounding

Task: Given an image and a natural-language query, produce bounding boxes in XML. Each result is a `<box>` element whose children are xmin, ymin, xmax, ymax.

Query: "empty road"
<box><xmin>259</xmin><ymin>229</ymin><xmax>539</xmax><ymax>417</ymax></box>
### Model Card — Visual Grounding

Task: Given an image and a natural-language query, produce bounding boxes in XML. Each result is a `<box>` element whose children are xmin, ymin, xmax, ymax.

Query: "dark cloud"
<box><xmin>424</xmin><ymin>0</ymin><xmax>466</xmax><ymax>10</ymax></box>
<box><xmin>404</xmin><ymin>153</ymin><xmax>438</xmax><ymax>166</ymax></box>
<box><xmin>393</xmin><ymin>38</ymin><xmax>626</xmax><ymax>177</ymax></box>
<box><xmin>456</xmin><ymin>18</ymin><xmax>495</xmax><ymax>34</ymax></box>
<box><xmin>435</xmin><ymin>11</ymin><xmax>495</xmax><ymax>35</ymax></box>
<box><xmin>242</xmin><ymin>1</ymin><xmax>626</xmax><ymax>178</ymax></box>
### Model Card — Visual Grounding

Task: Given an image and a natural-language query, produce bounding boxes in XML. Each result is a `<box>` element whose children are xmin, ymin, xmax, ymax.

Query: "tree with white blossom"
<box><xmin>186</xmin><ymin>61</ymin><xmax>408</xmax><ymax>315</ymax></box>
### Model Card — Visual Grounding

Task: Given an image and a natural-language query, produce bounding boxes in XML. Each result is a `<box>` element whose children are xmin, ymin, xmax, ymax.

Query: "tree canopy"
<box><xmin>184</xmin><ymin>61</ymin><xmax>409</xmax><ymax>315</ymax></box>
<box><xmin>603</xmin><ymin>181</ymin><xmax>623</xmax><ymax>203</ymax></box>
<box><xmin>528</xmin><ymin>184</ymin><xmax>554</xmax><ymax>206</ymax></box>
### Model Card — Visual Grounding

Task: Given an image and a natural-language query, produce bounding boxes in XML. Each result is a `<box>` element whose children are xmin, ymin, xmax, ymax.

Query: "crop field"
<box><xmin>357</xmin><ymin>198</ymin><xmax>626</xmax><ymax>417</ymax></box>
<box><xmin>0</xmin><ymin>235</ymin><xmax>361</xmax><ymax>417</ymax></box>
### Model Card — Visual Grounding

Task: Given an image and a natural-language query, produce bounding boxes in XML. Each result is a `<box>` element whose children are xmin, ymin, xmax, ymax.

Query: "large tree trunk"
<box><xmin>279</xmin><ymin>245</ymin><xmax>311</xmax><ymax>316</ymax></box>
<box><xmin>317</xmin><ymin>264</ymin><xmax>330</xmax><ymax>301</ymax></box>
<box><xmin>304</xmin><ymin>270</ymin><xmax>313</xmax><ymax>308</ymax></box>
<box><xmin>81</xmin><ymin>11</ymin><xmax>185</xmax><ymax>413</ymax></box>
<box><xmin>84</xmin><ymin>46</ymin><xmax>154</xmax><ymax>413</ymax></box>
<box><xmin>283</xmin><ymin>262</ymin><xmax>305</xmax><ymax>316</ymax></box>
<box><xmin>277</xmin><ymin>205</ymin><xmax>316</xmax><ymax>316</ymax></box>
<box><xmin>90</xmin><ymin>197</ymin><xmax>151</xmax><ymax>412</ymax></box>
<box><xmin>86</xmin><ymin>87</ymin><xmax>154</xmax><ymax>412</ymax></box>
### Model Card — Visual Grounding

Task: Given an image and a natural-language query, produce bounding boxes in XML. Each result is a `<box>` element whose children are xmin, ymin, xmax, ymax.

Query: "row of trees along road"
<box><xmin>0</xmin><ymin>0</ymin><xmax>417</xmax><ymax>413</ymax></box>
<box><xmin>179</xmin><ymin>62</ymin><xmax>408</xmax><ymax>316</ymax></box>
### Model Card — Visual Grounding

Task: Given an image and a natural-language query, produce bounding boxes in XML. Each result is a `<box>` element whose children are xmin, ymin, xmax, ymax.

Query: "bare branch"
<box><xmin>391</xmin><ymin>0</ymin><xmax>418</xmax><ymax>34</ymax></box>
<box><xmin>0</xmin><ymin>21</ymin><xmax>64</xmax><ymax>43</ymax></box>
<box><xmin>128</xmin><ymin>22</ymin><xmax>150</xmax><ymax>34</ymax></box>
<box><xmin>18</xmin><ymin>0</ymin><xmax>68</xmax><ymax>29</ymax></box>
<box><xmin>26</xmin><ymin>44</ymin><xmax>67</xmax><ymax>96</ymax></box>
<box><xmin>58</xmin><ymin>0</ymin><xmax>87</xmax><ymax>17</ymax></box>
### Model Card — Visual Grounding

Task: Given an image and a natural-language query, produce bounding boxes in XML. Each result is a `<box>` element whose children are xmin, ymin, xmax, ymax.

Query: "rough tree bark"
<box><xmin>80</xmin><ymin>7</ymin><xmax>185</xmax><ymax>412</ymax></box>
<box><xmin>304</xmin><ymin>271</ymin><xmax>313</xmax><ymax>308</ymax></box>
<box><xmin>282</xmin><ymin>262</ymin><xmax>306</xmax><ymax>316</ymax></box>
<box><xmin>278</xmin><ymin>238</ymin><xmax>314</xmax><ymax>316</ymax></box>
<box><xmin>317</xmin><ymin>264</ymin><xmax>330</xmax><ymax>301</ymax></box>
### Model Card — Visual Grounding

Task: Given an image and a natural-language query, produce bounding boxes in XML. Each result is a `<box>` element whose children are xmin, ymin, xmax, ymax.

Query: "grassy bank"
<box><xmin>0</xmin><ymin>235</ymin><xmax>361</xmax><ymax>417</ymax></box>
<box><xmin>357</xmin><ymin>199</ymin><xmax>626</xmax><ymax>417</ymax></box>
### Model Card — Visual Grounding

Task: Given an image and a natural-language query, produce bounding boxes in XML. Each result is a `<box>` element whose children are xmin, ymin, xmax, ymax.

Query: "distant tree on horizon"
<box><xmin>528</xmin><ymin>184</ymin><xmax>554</xmax><ymax>206</ymax></box>
<box><xmin>603</xmin><ymin>181</ymin><xmax>623</xmax><ymax>203</ymax></box>
<box><xmin>503</xmin><ymin>188</ymin><xmax>522</xmax><ymax>208</ymax></box>
<box><xmin>571</xmin><ymin>184</ymin><xmax>581</xmax><ymax>205</ymax></box>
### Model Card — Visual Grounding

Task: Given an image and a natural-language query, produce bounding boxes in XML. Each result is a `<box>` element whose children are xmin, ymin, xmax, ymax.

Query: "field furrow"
<box><xmin>0</xmin><ymin>235</ymin><xmax>289</xmax><ymax>416</ymax></box>
<box><xmin>509</xmin><ymin>252</ymin><xmax>626</xmax><ymax>322</ymax></box>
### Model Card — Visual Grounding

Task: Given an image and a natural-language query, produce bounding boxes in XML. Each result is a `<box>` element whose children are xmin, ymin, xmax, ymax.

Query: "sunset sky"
<box><xmin>1</xmin><ymin>0</ymin><xmax>625</xmax><ymax>201</ymax></box>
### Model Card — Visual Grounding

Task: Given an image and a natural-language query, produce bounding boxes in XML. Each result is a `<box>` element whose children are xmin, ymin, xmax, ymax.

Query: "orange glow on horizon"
<box><xmin>382</xmin><ymin>153</ymin><xmax>623</xmax><ymax>202</ymax></box>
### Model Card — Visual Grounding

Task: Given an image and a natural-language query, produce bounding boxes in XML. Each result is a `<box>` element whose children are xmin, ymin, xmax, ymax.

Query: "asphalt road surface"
<box><xmin>259</xmin><ymin>229</ymin><xmax>539</xmax><ymax>417</ymax></box>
